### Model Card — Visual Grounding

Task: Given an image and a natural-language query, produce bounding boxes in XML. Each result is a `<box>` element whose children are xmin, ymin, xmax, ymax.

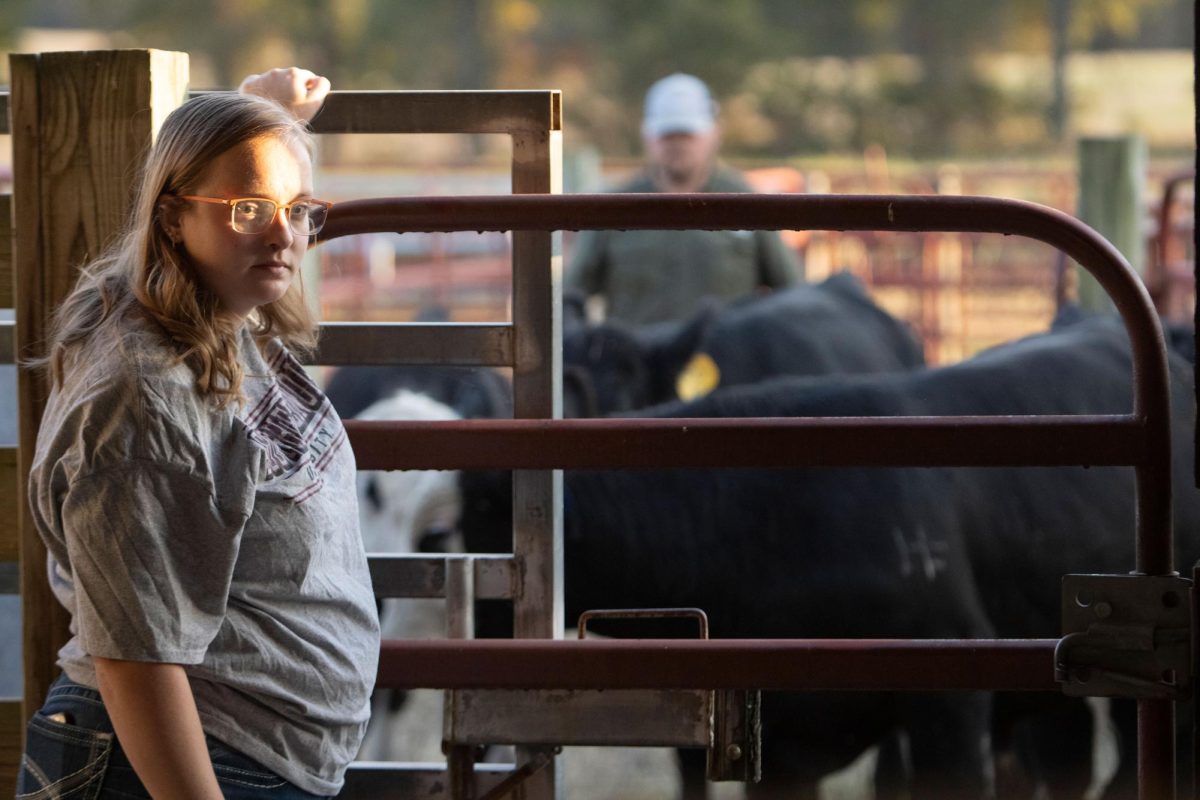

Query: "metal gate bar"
<box><xmin>377</xmin><ymin>638</ymin><xmax>1059</xmax><ymax>692</ymax></box>
<box><xmin>346</xmin><ymin>415</ymin><xmax>1143</xmax><ymax>469</ymax></box>
<box><xmin>321</xmin><ymin>192</ymin><xmax>1176</xmax><ymax>798</ymax></box>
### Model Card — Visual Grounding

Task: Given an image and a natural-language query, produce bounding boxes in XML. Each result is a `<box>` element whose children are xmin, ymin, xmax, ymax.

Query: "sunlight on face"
<box><xmin>177</xmin><ymin>135</ymin><xmax>314</xmax><ymax>318</ymax></box>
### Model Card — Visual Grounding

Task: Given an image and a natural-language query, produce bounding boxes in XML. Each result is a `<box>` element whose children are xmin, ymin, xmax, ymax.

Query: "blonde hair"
<box><xmin>41</xmin><ymin>92</ymin><xmax>319</xmax><ymax>407</ymax></box>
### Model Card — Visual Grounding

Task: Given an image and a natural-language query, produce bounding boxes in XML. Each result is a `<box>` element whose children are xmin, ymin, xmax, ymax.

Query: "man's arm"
<box><xmin>564</xmin><ymin>229</ymin><xmax>610</xmax><ymax>295</ymax></box>
<box><xmin>94</xmin><ymin>657</ymin><xmax>224</xmax><ymax>799</ymax></box>
<box><xmin>755</xmin><ymin>229</ymin><xmax>803</xmax><ymax>287</ymax></box>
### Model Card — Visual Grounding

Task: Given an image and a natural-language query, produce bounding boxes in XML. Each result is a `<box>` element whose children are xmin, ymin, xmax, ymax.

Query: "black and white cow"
<box><xmin>563</xmin><ymin>272</ymin><xmax>925</xmax><ymax>417</ymax></box>
<box><xmin>460</xmin><ymin>314</ymin><xmax>1200</xmax><ymax>799</ymax></box>
<box><xmin>326</xmin><ymin>363</ymin><xmax>512</xmax><ymax>423</ymax></box>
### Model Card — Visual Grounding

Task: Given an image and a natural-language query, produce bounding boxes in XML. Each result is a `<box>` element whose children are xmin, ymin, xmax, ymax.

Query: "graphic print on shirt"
<box><xmin>243</xmin><ymin>344</ymin><xmax>347</xmax><ymax>503</ymax></box>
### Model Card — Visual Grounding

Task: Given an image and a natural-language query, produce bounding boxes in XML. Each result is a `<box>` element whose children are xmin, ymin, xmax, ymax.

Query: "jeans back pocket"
<box><xmin>17</xmin><ymin>711</ymin><xmax>114</xmax><ymax>799</ymax></box>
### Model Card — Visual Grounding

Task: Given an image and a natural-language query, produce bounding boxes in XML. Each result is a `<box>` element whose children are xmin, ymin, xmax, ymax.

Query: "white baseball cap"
<box><xmin>641</xmin><ymin>73</ymin><xmax>717</xmax><ymax>138</ymax></box>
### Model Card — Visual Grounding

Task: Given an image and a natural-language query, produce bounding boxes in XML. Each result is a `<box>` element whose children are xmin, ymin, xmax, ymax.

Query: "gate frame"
<box><xmin>324</xmin><ymin>192</ymin><xmax>1183</xmax><ymax>800</ymax></box>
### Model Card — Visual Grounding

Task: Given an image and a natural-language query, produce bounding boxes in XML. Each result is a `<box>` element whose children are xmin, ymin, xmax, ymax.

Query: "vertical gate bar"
<box><xmin>1114</xmin><ymin>194</ymin><xmax>1177</xmax><ymax>799</ymax></box>
<box><xmin>508</xmin><ymin>100</ymin><xmax>562</xmax><ymax>800</ymax></box>
<box><xmin>1140</xmin><ymin>698</ymin><xmax>1175</xmax><ymax>800</ymax></box>
<box><xmin>446</xmin><ymin>557</ymin><xmax>476</xmax><ymax>639</ymax></box>
<box><xmin>1193</xmin><ymin>561</ymin><xmax>1200</xmax><ymax>800</ymax></box>
<box><xmin>446</xmin><ymin>558</ymin><xmax>477</xmax><ymax>800</ymax></box>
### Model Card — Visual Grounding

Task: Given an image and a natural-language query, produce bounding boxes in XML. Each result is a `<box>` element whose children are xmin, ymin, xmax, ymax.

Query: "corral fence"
<box><xmin>314</xmin><ymin>159</ymin><xmax>1194</xmax><ymax>369</ymax></box>
<box><xmin>0</xmin><ymin>50</ymin><xmax>1193</xmax><ymax>800</ymax></box>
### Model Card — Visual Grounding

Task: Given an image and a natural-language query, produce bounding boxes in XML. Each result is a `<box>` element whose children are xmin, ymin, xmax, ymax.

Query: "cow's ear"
<box><xmin>563</xmin><ymin>289</ymin><xmax>590</xmax><ymax>328</ymax></box>
<box><xmin>640</xmin><ymin>302</ymin><xmax>720</xmax><ymax>376</ymax></box>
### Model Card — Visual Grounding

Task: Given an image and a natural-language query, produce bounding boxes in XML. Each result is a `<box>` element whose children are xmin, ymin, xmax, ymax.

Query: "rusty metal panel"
<box><xmin>368</xmin><ymin>554</ymin><xmax>513</xmax><ymax>600</ymax></box>
<box><xmin>446</xmin><ymin>689</ymin><xmax>710</xmax><ymax>748</ymax></box>
<box><xmin>341</xmin><ymin>762</ymin><xmax>513</xmax><ymax>799</ymax></box>
<box><xmin>312</xmin><ymin>323</ymin><xmax>513</xmax><ymax>367</ymax></box>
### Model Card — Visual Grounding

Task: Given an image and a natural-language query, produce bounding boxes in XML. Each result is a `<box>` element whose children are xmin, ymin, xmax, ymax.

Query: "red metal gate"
<box><xmin>319</xmin><ymin>193</ymin><xmax>1184</xmax><ymax>799</ymax></box>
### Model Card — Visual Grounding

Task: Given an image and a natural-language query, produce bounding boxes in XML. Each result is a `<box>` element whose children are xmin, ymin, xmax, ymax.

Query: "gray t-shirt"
<box><xmin>29</xmin><ymin>310</ymin><xmax>380</xmax><ymax>796</ymax></box>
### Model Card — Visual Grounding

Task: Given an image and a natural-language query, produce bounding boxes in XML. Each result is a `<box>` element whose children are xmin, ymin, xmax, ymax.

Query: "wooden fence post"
<box><xmin>1076</xmin><ymin>135</ymin><xmax>1147</xmax><ymax>312</ymax></box>
<box><xmin>11</xmin><ymin>48</ymin><xmax>188</xmax><ymax>726</ymax></box>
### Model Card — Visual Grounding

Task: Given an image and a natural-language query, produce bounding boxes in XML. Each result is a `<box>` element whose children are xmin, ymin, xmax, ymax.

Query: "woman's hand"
<box><xmin>238</xmin><ymin>67</ymin><xmax>331</xmax><ymax>122</ymax></box>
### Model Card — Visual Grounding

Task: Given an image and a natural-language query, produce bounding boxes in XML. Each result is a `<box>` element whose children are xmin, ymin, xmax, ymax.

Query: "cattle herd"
<box><xmin>335</xmin><ymin>273</ymin><xmax>1196</xmax><ymax>799</ymax></box>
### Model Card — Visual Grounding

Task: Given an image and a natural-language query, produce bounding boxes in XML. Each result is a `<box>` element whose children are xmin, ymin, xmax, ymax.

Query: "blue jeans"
<box><xmin>17</xmin><ymin>675</ymin><xmax>329</xmax><ymax>799</ymax></box>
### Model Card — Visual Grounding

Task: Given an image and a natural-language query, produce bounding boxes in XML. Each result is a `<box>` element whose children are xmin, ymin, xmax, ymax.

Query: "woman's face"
<box><xmin>175</xmin><ymin>135</ymin><xmax>313</xmax><ymax>319</ymax></box>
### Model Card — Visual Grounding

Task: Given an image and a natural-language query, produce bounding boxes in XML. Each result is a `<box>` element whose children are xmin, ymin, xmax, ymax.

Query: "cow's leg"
<box><xmin>900</xmin><ymin>690</ymin><xmax>994</xmax><ymax>799</ymax></box>
<box><xmin>677</xmin><ymin>747</ymin><xmax>708</xmax><ymax>800</ymax></box>
<box><xmin>872</xmin><ymin>730</ymin><xmax>911</xmax><ymax>800</ymax></box>
<box><xmin>1011</xmin><ymin>695</ymin><xmax>1107</xmax><ymax>798</ymax></box>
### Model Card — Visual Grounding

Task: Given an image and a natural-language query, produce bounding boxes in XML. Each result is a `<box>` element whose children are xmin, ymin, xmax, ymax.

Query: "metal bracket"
<box><xmin>1057</xmin><ymin>574</ymin><xmax>1192</xmax><ymax>699</ymax></box>
<box><xmin>707</xmin><ymin>688</ymin><xmax>761</xmax><ymax>783</ymax></box>
<box><xmin>579</xmin><ymin>608</ymin><xmax>761</xmax><ymax>784</ymax></box>
<box><xmin>444</xmin><ymin>608</ymin><xmax>761</xmax><ymax>785</ymax></box>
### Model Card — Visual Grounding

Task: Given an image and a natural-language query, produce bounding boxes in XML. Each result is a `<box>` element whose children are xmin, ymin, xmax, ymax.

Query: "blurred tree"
<box><xmin>0</xmin><ymin>0</ymin><xmax>33</xmax><ymax>46</ymax></box>
<box><xmin>5</xmin><ymin>0</ymin><xmax>1188</xmax><ymax>155</ymax></box>
<box><xmin>1005</xmin><ymin>0</ymin><xmax>1173</xmax><ymax>142</ymax></box>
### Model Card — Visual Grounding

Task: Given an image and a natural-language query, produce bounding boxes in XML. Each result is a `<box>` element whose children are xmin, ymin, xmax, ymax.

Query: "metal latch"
<box><xmin>1056</xmin><ymin>574</ymin><xmax>1192</xmax><ymax>699</ymax></box>
<box><xmin>578</xmin><ymin>608</ymin><xmax>762</xmax><ymax>784</ymax></box>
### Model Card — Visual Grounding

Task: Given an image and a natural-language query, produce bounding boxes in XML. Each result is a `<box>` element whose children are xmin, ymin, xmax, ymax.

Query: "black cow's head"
<box><xmin>561</xmin><ymin>303</ymin><xmax>718</xmax><ymax>417</ymax></box>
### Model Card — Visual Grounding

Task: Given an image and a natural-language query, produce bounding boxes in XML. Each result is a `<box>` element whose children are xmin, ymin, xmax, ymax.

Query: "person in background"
<box><xmin>17</xmin><ymin>68</ymin><xmax>379</xmax><ymax>799</ymax></box>
<box><xmin>565</xmin><ymin>72</ymin><xmax>802</xmax><ymax>325</ymax></box>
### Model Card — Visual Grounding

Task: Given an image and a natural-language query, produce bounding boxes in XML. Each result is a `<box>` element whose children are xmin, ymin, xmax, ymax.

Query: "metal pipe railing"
<box><xmin>323</xmin><ymin>193</ymin><xmax>1172</xmax><ymax>576</ymax></box>
<box><xmin>321</xmin><ymin>193</ymin><xmax>1176</xmax><ymax>797</ymax></box>
<box><xmin>378</xmin><ymin>638</ymin><xmax>1060</xmax><ymax>692</ymax></box>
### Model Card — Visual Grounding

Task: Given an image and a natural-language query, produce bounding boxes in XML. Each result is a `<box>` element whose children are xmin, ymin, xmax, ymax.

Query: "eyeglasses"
<box><xmin>180</xmin><ymin>195</ymin><xmax>333</xmax><ymax>236</ymax></box>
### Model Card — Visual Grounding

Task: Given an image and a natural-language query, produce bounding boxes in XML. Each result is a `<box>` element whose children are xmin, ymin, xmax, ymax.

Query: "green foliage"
<box><xmin>6</xmin><ymin>0</ymin><xmax>1191</xmax><ymax>156</ymax></box>
<box><xmin>0</xmin><ymin>0</ymin><xmax>34</xmax><ymax>46</ymax></box>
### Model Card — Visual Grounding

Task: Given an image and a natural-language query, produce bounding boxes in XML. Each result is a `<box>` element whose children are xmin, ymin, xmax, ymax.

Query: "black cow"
<box><xmin>460</xmin><ymin>314</ymin><xmax>1199</xmax><ymax>799</ymax></box>
<box><xmin>563</xmin><ymin>272</ymin><xmax>925</xmax><ymax>417</ymax></box>
<box><xmin>325</xmin><ymin>363</ymin><xmax>512</xmax><ymax>422</ymax></box>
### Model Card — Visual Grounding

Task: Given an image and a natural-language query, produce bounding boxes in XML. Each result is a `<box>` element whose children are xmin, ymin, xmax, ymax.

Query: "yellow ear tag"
<box><xmin>676</xmin><ymin>352</ymin><xmax>721</xmax><ymax>401</ymax></box>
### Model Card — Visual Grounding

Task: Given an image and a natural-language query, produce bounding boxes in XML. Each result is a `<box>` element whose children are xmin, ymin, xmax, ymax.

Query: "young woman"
<box><xmin>17</xmin><ymin>68</ymin><xmax>380</xmax><ymax>799</ymax></box>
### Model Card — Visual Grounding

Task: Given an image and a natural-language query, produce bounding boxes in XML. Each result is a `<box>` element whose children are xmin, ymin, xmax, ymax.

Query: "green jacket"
<box><xmin>564</xmin><ymin>165</ymin><xmax>801</xmax><ymax>325</ymax></box>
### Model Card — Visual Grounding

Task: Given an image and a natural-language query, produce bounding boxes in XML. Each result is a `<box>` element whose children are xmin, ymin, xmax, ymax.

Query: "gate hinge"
<box><xmin>1057</xmin><ymin>573</ymin><xmax>1192</xmax><ymax>699</ymax></box>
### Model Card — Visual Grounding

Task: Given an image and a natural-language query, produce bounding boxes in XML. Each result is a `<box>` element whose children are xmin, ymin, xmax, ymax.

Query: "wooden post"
<box><xmin>0</xmin><ymin>698</ymin><xmax>19</xmax><ymax>793</ymax></box>
<box><xmin>11</xmin><ymin>49</ymin><xmax>188</xmax><ymax>725</ymax></box>
<box><xmin>1075</xmin><ymin>135</ymin><xmax>1147</xmax><ymax>312</ymax></box>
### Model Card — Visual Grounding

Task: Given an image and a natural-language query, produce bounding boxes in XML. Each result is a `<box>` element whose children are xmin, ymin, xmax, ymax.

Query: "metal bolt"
<box><xmin>726</xmin><ymin>744</ymin><xmax>743</xmax><ymax>761</ymax></box>
<box><xmin>1094</xmin><ymin>601</ymin><xmax>1112</xmax><ymax>619</ymax></box>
